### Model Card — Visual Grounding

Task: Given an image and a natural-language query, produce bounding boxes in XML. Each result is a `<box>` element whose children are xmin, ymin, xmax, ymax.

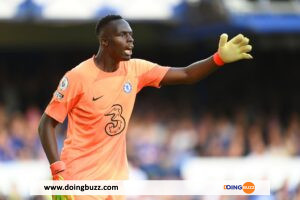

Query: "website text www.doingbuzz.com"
<box><xmin>44</xmin><ymin>184</ymin><xmax>119</xmax><ymax>192</ymax></box>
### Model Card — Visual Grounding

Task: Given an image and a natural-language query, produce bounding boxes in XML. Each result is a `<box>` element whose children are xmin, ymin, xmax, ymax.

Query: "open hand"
<box><xmin>218</xmin><ymin>33</ymin><xmax>253</xmax><ymax>63</ymax></box>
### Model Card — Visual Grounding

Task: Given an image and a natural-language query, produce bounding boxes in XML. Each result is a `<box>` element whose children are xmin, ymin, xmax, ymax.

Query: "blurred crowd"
<box><xmin>0</xmin><ymin>105</ymin><xmax>44</xmax><ymax>161</ymax></box>
<box><xmin>1</xmin><ymin>103</ymin><xmax>300</xmax><ymax>163</ymax></box>
<box><xmin>0</xmin><ymin>102</ymin><xmax>300</xmax><ymax>199</ymax></box>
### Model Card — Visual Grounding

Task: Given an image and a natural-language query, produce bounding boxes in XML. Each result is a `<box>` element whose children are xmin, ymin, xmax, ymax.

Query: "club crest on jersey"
<box><xmin>59</xmin><ymin>77</ymin><xmax>68</xmax><ymax>91</ymax></box>
<box><xmin>123</xmin><ymin>82</ymin><xmax>132</xmax><ymax>93</ymax></box>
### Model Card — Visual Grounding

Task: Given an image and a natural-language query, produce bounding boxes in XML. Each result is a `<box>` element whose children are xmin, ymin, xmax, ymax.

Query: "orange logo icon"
<box><xmin>243</xmin><ymin>182</ymin><xmax>255</xmax><ymax>194</ymax></box>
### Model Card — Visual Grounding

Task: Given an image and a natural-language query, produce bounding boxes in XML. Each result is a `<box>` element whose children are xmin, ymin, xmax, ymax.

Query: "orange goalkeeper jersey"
<box><xmin>45</xmin><ymin>56</ymin><xmax>169</xmax><ymax>180</ymax></box>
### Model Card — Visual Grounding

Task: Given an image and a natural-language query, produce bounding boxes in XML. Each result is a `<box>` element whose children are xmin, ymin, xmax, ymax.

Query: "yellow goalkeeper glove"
<box><xmin>216</xmin><ymin>33</ymin><xmax>253</xmax><ymax>65</ymax></box>
<box><xmin>51</xmin><ymin>161</ymin><xmax>74</xmax><ymax>200</ymax></box>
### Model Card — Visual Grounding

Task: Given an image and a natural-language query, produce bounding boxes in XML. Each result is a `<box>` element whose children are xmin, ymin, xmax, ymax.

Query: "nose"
<box><xmin>127</xmin><ymin>34</ymin><xmax>134</xmax><ymax>43</ymax></box>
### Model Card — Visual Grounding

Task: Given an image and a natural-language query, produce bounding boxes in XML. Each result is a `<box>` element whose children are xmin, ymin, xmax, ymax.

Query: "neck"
<box><xmin>94</xmin><ymin>48</ymin><xmax>119</xmax><ymax>72</ymax></box>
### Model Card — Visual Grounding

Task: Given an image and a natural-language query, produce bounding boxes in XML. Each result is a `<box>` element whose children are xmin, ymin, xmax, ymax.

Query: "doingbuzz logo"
<box><xmin>224</xmin><ymin>182</ymin><xmax>255</xmax><ymax>194</ymax></box>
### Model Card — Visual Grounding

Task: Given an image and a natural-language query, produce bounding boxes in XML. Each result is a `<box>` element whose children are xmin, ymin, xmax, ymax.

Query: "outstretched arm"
<box><xmin>160</xmin><ymin>34</ymin><xmax>253</xmax><ymax>85</ymax></box>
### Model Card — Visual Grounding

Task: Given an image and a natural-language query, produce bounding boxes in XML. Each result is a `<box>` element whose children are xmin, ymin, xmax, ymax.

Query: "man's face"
<box><xmin>102</xmin><ymin>19</ymin><xmax>134</xmax><ymax>61</ymax></box>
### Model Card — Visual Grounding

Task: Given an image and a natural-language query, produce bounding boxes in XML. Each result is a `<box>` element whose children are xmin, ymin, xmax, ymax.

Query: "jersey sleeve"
<box><xmin>45</xmin><ymin>70</ymin><xmax>83</xmax><ymax>123</ymax></box>
<box><xmin>133</xmin><ymin>59</ymin><xmax>170</xmax><ymax>93</ymax></box>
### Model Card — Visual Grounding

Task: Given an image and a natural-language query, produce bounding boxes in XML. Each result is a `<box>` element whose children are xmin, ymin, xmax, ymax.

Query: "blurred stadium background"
<box><xmin>1</xmin><ymin>0</ymin><xmax>300</xmax><ymax>199</ymax></box>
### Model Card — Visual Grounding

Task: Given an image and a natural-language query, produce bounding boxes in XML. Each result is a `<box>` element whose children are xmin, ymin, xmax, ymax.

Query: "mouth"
<box><xmin>124</xmin><ymin>49</ymin><xmax>132</xmax><ymax>56</ymax></box>
<box><xmin>124</xmin><ymin>45</ymin><xmax>134</xmax><ymax>56</ymax></box>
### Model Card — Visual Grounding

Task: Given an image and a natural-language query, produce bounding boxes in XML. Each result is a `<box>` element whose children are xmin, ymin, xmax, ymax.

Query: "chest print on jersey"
<box><xmin>104</xmin><ymin>104</ymin><xmax>126</xmax><ymax>136</ymax></box>
<box><xmin>123</xmin><ymin>82</ymin><xmax>132</xmax><ymax>93</ymax></box>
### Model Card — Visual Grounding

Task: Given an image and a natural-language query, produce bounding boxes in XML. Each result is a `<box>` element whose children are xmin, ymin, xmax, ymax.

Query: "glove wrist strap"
<box><xmin>213</xmin><ymin>52</ymin><xmax>225</xmax><ymax>66</ymax></box>
<box><xmin>50</xmin><ymin>161</ymin><xmax>66</xmax><ymax>175</ymax></box>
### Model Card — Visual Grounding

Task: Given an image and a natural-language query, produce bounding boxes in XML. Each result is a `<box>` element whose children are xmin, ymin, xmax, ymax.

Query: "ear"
<box><xmin>101</xmin><ymin>38</ymin><xmax>109</xmax><ymax>47</ymax></box>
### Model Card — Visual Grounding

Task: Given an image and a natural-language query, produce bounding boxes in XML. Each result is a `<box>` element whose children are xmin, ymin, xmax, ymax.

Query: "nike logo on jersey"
<box><xmin>92</xmin><ymin>95</ymin><xmax>103</xmax><ymax>101</ymax></box>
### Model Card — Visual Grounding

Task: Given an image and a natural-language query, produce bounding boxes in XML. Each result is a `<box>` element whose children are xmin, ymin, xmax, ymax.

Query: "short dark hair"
<box><xmin>95</xmin><ymin>15</ymin><xmax>123</xmax><ymax>36</ymax></box>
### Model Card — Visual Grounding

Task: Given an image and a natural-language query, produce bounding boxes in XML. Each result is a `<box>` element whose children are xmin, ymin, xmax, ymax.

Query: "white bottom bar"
<box><xmin>30</xmin><ymin>180</ymin><xmax>270</xmax><ymax>195</ymax></box>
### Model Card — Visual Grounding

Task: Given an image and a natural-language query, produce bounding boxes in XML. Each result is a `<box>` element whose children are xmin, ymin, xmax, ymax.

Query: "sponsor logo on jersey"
<box><xmin>92</xmin><ymin>95</ymin><xmax>103</xmax><ymax>101</ymax></box>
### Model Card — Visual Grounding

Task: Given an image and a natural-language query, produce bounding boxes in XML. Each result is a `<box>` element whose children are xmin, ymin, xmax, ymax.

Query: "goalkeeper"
<box><xmin>38</xmin><ymin>15</ymin><xmax>252</xmax><ymax>200</ymax></box>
